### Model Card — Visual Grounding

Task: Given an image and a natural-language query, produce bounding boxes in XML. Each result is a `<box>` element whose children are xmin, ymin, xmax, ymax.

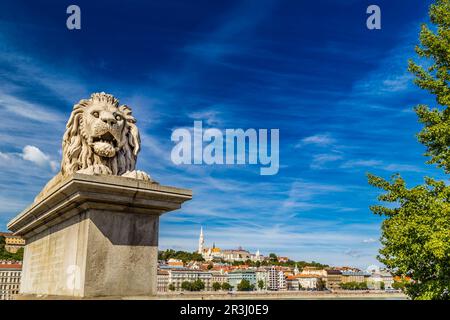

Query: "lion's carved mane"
<box><xmin>62</xmin><ymin>93</ymin><xmax>139</xmax><ymax>176</ymax></box>
<box><xmin>36</xmin><ymin>92</ymin><xmax>153</xmax><ymax>201</ymax></box>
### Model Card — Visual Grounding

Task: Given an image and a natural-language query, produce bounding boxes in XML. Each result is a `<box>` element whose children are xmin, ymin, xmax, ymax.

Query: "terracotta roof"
<box><xmin>157</xmin><ymin>270</ymin><xmax>169</xmax><ymax>275</ymax></box>
<box><xmin>294</xmin><ymin>274</ymin><xmax>321</xmax><ymax>279</ymax></box>
<box><xmin>0</xmin><ymin>232</ymin><xmax>14</xmax><ymax>237</ymax></box>
<box><xmin>326</xmin><ymin>269</ymin><xmax>342</xmax><ymax>275</ymax></box>
<box><xmin>0</xmin><ymin>263</ymin><xmax>22</xmax><ymax>270</ymax></box>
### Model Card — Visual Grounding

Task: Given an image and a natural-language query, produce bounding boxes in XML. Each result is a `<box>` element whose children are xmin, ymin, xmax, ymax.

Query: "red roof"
<box><xmin>0</xmin><ymin>232</ymin><xmax>13</xmax><ymax>237</ymax></box>
<box><xmin>0</xmin><ymin>263</ymin><xmax>22</xmax><ymax>270</ymax></box>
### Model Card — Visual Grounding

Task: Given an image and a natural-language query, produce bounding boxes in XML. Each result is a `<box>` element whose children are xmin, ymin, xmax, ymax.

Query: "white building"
<box><xmin>301</xmin><ymin>266</ymin><xmax>326</xmax><ymax>277</ymax></box>
<box><xmin>211</xmin><ymin>272</ymin><xmax>228</xmax><ymax>286</ymax></box>
<box><xmin>296</xmin><ymin>275</ymin><xmax>320</xmax><ymax>290</ymax></box>
<box><xmin>267</xmin><ymin>266</ymin><xmax>279</xmax><ymax>290</ymax></box>
<box><xmin>157</xmin><ymin>270</ymin><xmax>169</xmax><ymax>292</ymax></box>
<box><xmin>228</xmin><ymin>270</ymin><xmax>256</xmax><ymax>290</ymax></box>
<box><xmin>0</xmin><ymin>261</ymin><xmax>22</xmax><ymax>300</ymax></box>
<box><xmin>256</xmin><ymin>268</ymin><xmax>268</xmax><ymax>290</ymax></box>
<box><xmin>278</xmin><ymin>271</ymin><xmax>287</xmax><ymax>290</ymax></box>
<box><xmin>167</xmin><ymin>269</ymin><xmax>213</xmax><ymax>291</ymax></box>
<box><xmin>368</xmin><ymin>270</ymin><xmax>394</xmax><ymax>290</ymax></box>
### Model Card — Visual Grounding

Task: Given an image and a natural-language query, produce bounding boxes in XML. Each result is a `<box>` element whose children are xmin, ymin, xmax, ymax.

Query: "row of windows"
<box><xmin>0</xmin><ymin>277</ymin><xmax>21</xmax><ymax>283</ymax></box>
<box><xmin>171</xmin><ymin>275</ymin><xmax>212</xmax><ymax>279</ymax></box>
<box><xmin>170</xmin><ymin>279</ymin><xmax>212</xmax><ymax>283</ymax></box>
<box><xmin>0</xmin><ymin>285</ymin><xmax>20</xmax><ymax>290</ymax></box>
<box><xmin>0</xmin><ymin>272</ymin><xmax>21</xmax><ymax>277</ymax></box>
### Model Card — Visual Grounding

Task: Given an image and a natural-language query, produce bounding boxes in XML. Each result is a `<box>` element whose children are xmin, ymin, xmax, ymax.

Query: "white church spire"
<box><xmin>294</xmin><ymin>263</ymin><xmax>299</xmax><ymax>275</ymax></box>
<box><xmin>198</xmin><ymin>226</ymin><xmax>204</xmax><ymax>254</ymax></box>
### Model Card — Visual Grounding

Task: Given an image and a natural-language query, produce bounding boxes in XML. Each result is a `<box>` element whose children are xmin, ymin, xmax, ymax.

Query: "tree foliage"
<box><xmin>257</xmin><ymin>280</ymin><xmax>265</xmax><ymax>290</ymax></box>
<box><xmin>368</xmin><ymin>174</ymin><xmax>450</xmax><ymax>299</ymax></box>
<box><xmin>409</xmin><ymin>0</ymin><xmax>450</xmax><ymax>172</ymax></box>
<box><xmin>158</xmin><ymin>249</ymin><xmax>204</xmax><ymax>263</ymax></box>
<box><xmin>237</xmin><ymin>279</ymin><xmax>254</xmax><ymax>291</ymax></box>
<box><xmin>340</xmin><ymin>282</ymin><xmax>368</xmax><ymax>291</ymax></box>
<box><xmin>180</xmin><ymin>279</ymin><xmax>205</xmax><ymax>291</ymax></box>
<box><xmin>368</xmin><ymin>0</ymin><xmax>450</xmax><ymax>300</ymax></box>
<box><xmin>221</xmin><ymin>282</ymin><xmax>232</xmax><ymax>291</ymax></box>
<box><xmin>0</xmin><ymin>236</ymin><xmax>24</xmax><ymax>261</ymax></box>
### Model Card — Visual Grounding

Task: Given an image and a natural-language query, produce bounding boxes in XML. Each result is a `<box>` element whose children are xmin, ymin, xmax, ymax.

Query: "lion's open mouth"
<box><xmin>92</xmin><ymin>132</ymin><xmax>118</xmax><ymax>158</ymax></box>
<box><xmin>92</xmin><ymin>132</ymin><xmax>118</xmax><ymax>148</ymax></box>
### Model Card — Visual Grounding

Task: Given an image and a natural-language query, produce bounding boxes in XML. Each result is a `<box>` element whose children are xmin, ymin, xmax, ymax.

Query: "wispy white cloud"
<box><xmin>340</xmin><ymin>159</ymin><xmax>421</xmax><ymax>173</ymax></box>
<box><xmin>341</xmin><ymin>159</ymin><xmax>383</xmax><ymax>169</ymax></box>
<box><xmin>383</xmin><ymin>163</ymin><xmax>422</xmax><ymax>172</ymax></box>
<box><xmin>0</xmin><ymin>92</ymin><xmax>63</xmax><ymax>123</ymax></box>
<box><xmin>0</xmin><ymin>38</ymin><xmax>87</xmax><ymax>103</ymax></box>
<box><xmin>188</xmin><ymin>110</ymin><xmax>222</xmax><ymax>126</ymax></box>
<box><xmin>382</xmin><ymin>74</ymin><xmax>413</xmax><ymax>92</ymax></box>
<box><xmin>310</xmin><ymin>153</ymin><xmax>343</xmax><ymax>170</ymax></box>
<box><xmin>344</xmin><ymin>249</ymin><xmax>363</xmax><ymax>258</ymax></box>
<box><xmin>0</xmin><ymin>151</ymin><xmax>10</xmax><ymax>161</ymax></box>
<box><xmin>351</xmin><ymin>39</ymin><xmax>416</xmax><ymax>96</ymax></box>
<box><xmin>297</xmin><ymin>134</ymin><xmax>336</xmax><ymax>148</ymax></box>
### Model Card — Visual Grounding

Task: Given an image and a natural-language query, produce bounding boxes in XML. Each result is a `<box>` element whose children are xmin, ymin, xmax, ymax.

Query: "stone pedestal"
<box><xmin>7</xmin><ymin>173</ymin><xmax>192</xmax><ymax>298</ymax></box>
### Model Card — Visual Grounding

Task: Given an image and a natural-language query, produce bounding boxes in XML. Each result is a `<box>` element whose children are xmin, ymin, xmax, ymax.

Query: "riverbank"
<box><xmin>150</xmin><ymin>290</ymin><xmax>407</xmax><ymax>300</ymax></box>
<box><xmin>16</xmin><ymin>290</ymin><xmax>407</xmax><ymax>300</ymax></box>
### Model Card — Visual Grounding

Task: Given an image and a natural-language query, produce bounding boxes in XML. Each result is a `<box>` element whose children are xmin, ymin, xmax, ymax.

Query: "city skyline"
<box><xmin>0</xmin><ymin>0</ymin><xmax>442</xmax><ymax>269</ymax></box>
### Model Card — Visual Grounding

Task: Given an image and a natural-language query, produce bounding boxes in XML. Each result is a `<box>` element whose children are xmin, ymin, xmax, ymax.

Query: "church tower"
<box><xmin>198</xmin><ymin>226</ymin><xmax>204</xmax><ymax>254</ymax></box>
<box><xmin>294</xmin><ymin>263</ymin><xmax>300</xmax><ymax>275</ymax></box>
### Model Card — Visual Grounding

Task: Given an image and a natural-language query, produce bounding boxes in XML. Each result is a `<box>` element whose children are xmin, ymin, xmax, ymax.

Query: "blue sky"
<box><xmin>0</xmin><ymin>0</ymin><xmax>442</xmax><ymax>268</ymax></box>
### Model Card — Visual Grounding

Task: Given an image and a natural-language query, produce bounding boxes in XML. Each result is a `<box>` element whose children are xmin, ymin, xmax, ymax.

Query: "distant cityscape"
<box><xmin>155</xmin><ymin>227</ymin><xmax>407</xmax><ymax>294</ymax></box>
<box><xmin>0</xmin><ymin>228</ymin><xmax>409</xmax><ymax>299</ymax></box>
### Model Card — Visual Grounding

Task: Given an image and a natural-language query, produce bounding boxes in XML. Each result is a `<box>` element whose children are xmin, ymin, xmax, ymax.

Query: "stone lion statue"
<box><xmin>37</xmin><ymin>92</ymin><xmax>155</xmax><ymax>200</ymax></box>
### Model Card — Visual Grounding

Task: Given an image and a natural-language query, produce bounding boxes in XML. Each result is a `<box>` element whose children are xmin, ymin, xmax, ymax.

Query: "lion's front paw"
<box><xmin>77</xmin><ymin>164</ymin><xmax>112</xmax><ymax>175</ymax></box>
<box><xmin>122</xmin><ymin>170</ymin><xmax>157</xmax><ymax>183</ymax></box>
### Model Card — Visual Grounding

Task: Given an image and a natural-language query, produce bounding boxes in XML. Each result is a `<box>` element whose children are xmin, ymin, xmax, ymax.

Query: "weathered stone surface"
<box><xmin>36</xmin><ymin>92</ymin><xmax>154</xmax><ymax>203</ymax></box>
<box><xmin>8</xmin><ymin>173</ymin><xmax>192</xmax><ymax>297</ymax></box>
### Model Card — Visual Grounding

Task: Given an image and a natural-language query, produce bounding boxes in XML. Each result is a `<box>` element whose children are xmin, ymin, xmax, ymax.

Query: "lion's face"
<box><xmin>61</xmin><ymin>92</ymin><xmax>140</xmax><ymax>177</ymax></box>
<box><xmin>82</xmin><ymin>101</ymin><xmax>126</xmax><ymax>158</ymax></box>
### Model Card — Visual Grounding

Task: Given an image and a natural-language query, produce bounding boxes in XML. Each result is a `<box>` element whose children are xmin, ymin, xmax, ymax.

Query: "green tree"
<box><xmin>158</xmin><ymin>249</ymin><xmax>205</xmax><ymax>263</ymax></box>
<box><xmin>192</xmin><ymin>279</ymin><xmax>205</xmax><ymax>291</ymax></box>
<box><xmin>393</xmin><ymin>279</ymin><xmax>408</xmax><ymax>290</ymax></box>
<box><xmin>212</xmin><ymin>282</ymin><xmax>222</xmax><ymax>291</ymax></box>
<box><xmin>181</xmin><ymin>281</ymin><xmax>192</xmax><ymax>291</ymax></box>
<box><xmin>221</xmin><ymin>282</ymin><xmax>232</xmax><ymax>291</ymax></box>
<box><xmin>268</xmin><ymin>253</ymin><xmax>278</xmax><ymax>262</ymax></box>
<box><xmin>257</xmin><ymin>280</ymin><xmax>265</xmax><ymax>290</ymax></box>
<box><xmin>368</xmin><ymin>0</ymin><xmax>450</xmax><ymax>301</ymax></box>
<box><xmin>237</xmin><ymin>279</ymin><xmax>253</xmax><ymax>291</ymax></box>
<box><xmin>358</xmin><ymin>282</ymin><xmax>368</xmax><ymax>290</ymax></box>
<box><xmin>0</xmin><ymin>237</ymin><xmax>23</xmax><ymax>261</ymax></box>
<box><xmin>340</xmin><ymin>282</ymin><xmax>368</xmax><ymax>290</ymax></box>
<box><xmin>317</xmin><ymin>279</ymin><xmax>326</xmax><ymax>291</ymax></box>
<box><xmin>380</xmin><ymin>281</ymin><xmax>385</xmax><ymax>291</ymax></box>
<box><xmin>168</xmin><ymin>283</ymin><xmax>176</xmax><ymax>291</ymax></box>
